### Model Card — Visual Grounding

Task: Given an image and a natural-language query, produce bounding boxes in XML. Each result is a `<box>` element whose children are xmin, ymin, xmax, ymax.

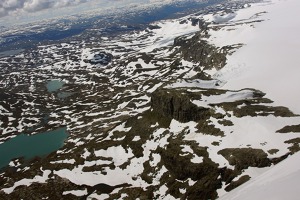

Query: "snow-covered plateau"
<box><xmin>0</xmin><ymin>0</ymin><xmax>299</xmax><ymax>199</ymax></box>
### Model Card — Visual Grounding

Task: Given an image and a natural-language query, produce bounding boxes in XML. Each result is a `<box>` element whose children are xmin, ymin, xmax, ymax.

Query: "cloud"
<box><xmin>0</xmin><ymin>0</ymin><xmax>90</xmax><ymax>18</ymax></box>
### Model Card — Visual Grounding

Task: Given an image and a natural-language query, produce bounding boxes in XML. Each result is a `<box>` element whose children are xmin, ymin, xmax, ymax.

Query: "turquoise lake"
<box><xmin>46</xmin><ymin>80</ymin><xmax>64</xmax><ymax>92</ymax></box>
<box><xmin>0</xmin><ymin>127</ymin><xmax>68</xmax><ymax>169</ymax></box>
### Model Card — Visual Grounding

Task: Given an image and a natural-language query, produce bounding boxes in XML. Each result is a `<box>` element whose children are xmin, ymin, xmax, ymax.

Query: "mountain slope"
<box><xmin>210</xmin><ymin>0</ymin><xmax>300</xmax><ymax>114</ymax></box>
<box><xmin>0</xmin><ymin>0</ymin><xmax>300</xmax><ymax>199</ymax></box>
<box><xmin>220</xmin><ymin>152</ymin><xmax>300</xmax><ymax>200</ymax></box>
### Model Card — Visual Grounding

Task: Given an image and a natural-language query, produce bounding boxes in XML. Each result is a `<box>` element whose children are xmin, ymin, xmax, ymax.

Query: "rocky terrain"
<box><xmin>0</xmin><ymin>0</ymin><xmax>299</xmax><ymax>199</ymax></box>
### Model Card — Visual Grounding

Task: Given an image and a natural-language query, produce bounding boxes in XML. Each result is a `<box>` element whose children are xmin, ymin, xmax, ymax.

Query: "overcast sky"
<box><xmin>0</xmin><ymin>0</ymin><xmax>180</xmax><ymax>27</ymax></box>
<box><xmin>0</xmin><ymin>0</ymin><xmax>94</xmax><ymax>18</ymax></box>
<box><xmin>0</xmin><ymin>0</ymin><xmax>151</xmax><ymax>26</ymax></box>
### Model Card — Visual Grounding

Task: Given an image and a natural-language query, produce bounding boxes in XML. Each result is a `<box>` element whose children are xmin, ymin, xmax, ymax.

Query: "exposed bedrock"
<box><xmin>218</xmin><ymin>148</ymin><xmax>271</xmax><ymax>170</ymax></box>
<box><xmin>173</xmin><ymin>32</ymin><xmax>228</xmax><ymax>70</ymax></box>
<box><xmin>151</xmin><ymin>89</ymin><xmax>211</xmax><ymax>123</ymax></box>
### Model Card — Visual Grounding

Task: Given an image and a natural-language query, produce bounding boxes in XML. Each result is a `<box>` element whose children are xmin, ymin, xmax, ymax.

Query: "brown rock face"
<box><xmin>218</xmin><ymin>148</ymin><xmax>271</xmax><ymax>170</ymax></box>
<box><xmin>173</xmin><ymin>32</ymin><xmax>227</xmax><ymax>70</ymax></box>
<box><xmin>151</xmin><ymin>89</ymin><xmax>210</xmax><ymax>123</ymax></box>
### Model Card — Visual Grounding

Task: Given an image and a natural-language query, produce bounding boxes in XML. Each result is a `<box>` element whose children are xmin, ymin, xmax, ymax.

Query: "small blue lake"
<box><xmin>0</xmin><ymin>127</ymin><xmax>68</xmax><ymax>169</ymax></box>
<box><xmin>46</xmin><ymin>80</ymin><xmax>65</xmax><ymax>93</ymax></box>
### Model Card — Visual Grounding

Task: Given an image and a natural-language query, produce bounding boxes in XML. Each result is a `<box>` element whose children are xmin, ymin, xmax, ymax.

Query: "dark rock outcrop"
<box><xmin>157</xmin><ymin>139</ymin><xmax>221</xmax><ymax>200</ymax></box>
<box><xmin>276</xmin><ymin>124</ymin><xmax>300</xmax><ymax>133</ymax></box>
<box><xmin>225</xmin><ymin>175</ymin><xmax>250</xmax><ymax>192</ymax></box>
<box><xmin>83</xmin><ymin>51</ymin><xmax>113</xmax><ymax>65</ymax></box>
<box><xmin>148</xmin><ymin>25</ymin><xmax>161</xmax><ymax>30</ymax></box>
<box><xmin>218</xmin><ymin>148</ymin><xmax>271</xmax><ymax>170</ymax></box>
<box><xmin>173</xmin><ymin>32</ymin><xmax>227</xmax><ymax>70</ymax></box>
<box><xmin>151</xmin><ymin>88</ymin><xmax>210</xmax><ymax>123</ymax></box>
<box><xmin>284</xmin><ymin>138</ymin><xmax>300</xmax><ymax>154</ymax></box>
<box><xmin>198</xmin><ymin>18</ymin><xmax>209</xmax><ymax>30</ymax></box>
<box><xmin>83</xmin><ymin>183</ymin><xmax>131</xmax><ymax>199</ymax></box>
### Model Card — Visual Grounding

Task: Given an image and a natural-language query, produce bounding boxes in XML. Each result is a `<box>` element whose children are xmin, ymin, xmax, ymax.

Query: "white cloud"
<box><xmin>0</xmin><ymin>0</ymin><xmax>91</xmax><ymax>18</ymax></box>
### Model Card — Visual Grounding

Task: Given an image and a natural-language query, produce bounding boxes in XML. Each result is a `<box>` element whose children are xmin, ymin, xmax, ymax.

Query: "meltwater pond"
<box><xmin>0</xmin><ymin>127</ymin><xmax>68</xmax><ymax>169</ymax></box>
<box><xmin>46</xmin><ymin>80</ymin><xmax>65</xmax><ymax>93</ymax></box>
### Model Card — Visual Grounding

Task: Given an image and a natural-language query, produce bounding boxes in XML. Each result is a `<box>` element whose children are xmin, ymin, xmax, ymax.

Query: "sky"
<box><xmin>0</xmin><ymin>0</ymin><xmax>151</xmax><ymax>26</ymax></box>
<box><xmin>0</xmin><ymin>0</ymin><xmax>93</xmax><ymax>18</ymax></box>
